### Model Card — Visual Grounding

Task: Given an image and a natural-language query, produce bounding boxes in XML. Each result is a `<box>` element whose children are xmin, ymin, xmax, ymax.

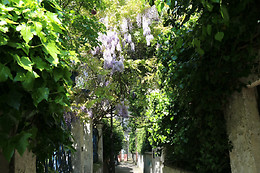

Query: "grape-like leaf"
<box><xmin>32</xmin><ymin>87</ymin><xmax>49</xmax><ymax>106</ymax></box>
<box><xmin>2</xmin><ymin>141</ymin><xmax>15</xmax><ymax>162</ymax></box>
<box><xmin>44</xmin><ymin>42</ymin><xmax>60</xmax><ymax>66</ymax></box>
<box><xmin>14</xmin><ymin>54</ymin><xmax>33</xmax><ymax>71</ymax></box>
<box><xmin>7</xmin><ymin>90</ymin><xmax>22</xmax><ymax>110</ymax></box>
<box><xmin>15</xmin><ymin>132</ymin><xmax>32</xmax><ymax>156</ymax></box>
<box><xmin>215</xmin><ymin>32</ymin><xmax>224</xmax><ymax>42</ymax></box>
<box><xmin>22</xmin><ymin>71</ymin><xmax>38</xmax><ymax>91</ymax></box>
<box><xmin>18</xmin><ymin>24</ymin><xmax>33</xmax><ymax>44</ymax></box>
<box><xmin>0</xmin><ymin>63</ymin><xmax>13</xmax><ymax>82</ymax></box>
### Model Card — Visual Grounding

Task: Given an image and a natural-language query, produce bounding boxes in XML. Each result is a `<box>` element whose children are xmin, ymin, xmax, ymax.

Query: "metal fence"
<box><xmin>38</xmin><ymin>127</ymin><xmax>99</xmax><ymax>173</ymax></box>
<box><xmin>43</xmin><ymin>145</ymin><xmax>72</xmax><ymax>173</ymax></box>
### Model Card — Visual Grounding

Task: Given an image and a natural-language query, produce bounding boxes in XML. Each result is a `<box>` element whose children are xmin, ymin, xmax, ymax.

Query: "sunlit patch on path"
<box><xmin>115</xmin><ymin>161</ymin><xmax>142</xmax><ymax>173</ymax></box>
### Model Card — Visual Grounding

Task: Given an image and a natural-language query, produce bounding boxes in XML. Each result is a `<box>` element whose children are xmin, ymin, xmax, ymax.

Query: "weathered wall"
<box><xmin>0</xmin><ymin>151</ymin><xmax>9</xmax><ymax>173</ymax></box>
<box><xmin>71</xmin><ymin>118</ymin><xmax>93</xmax><ymax>173</ymax></box>
<box><xmin>137</xmin><ymin>151</ymin><xmax>192</xmax><ymax>173</ymax></box>
<box><xmin>137</xmin><ymin>154</ymin><xmax>144</xmax><ymax>172</ymax></box>
<box><xmin>83</xmin><ymin>119</ymin><xmax>93</xmax><ymax>173</ymax></box>
<box><xmin>225</xmin><ymin>87</ymin><xmax>260</xmax><ymax>173</ymax></box>
<box><xmin>14</xmin><ymin>149</ymin><xmax>36</xmax><ymax>173</ymax></box>
<box><xmin>71</xmin><ymin>118</ymin><xmax>84</xmax><ymax>173</ymax></box>
<box><xmin>152</xmin><ymin>152</ymin><xmax>163</xmax><ymax>173</ymax></box>
<box><xmin>144</xmin><ymin>152</ymin><xmax>152</xmax><ymax>173</ymax></box>
<box><xmin>97</xmin><ymin>124</ymin><xmax>103</xmax><ymax>165</ymax></box>
<box><xmin>93</xmin><ymin>163</ymin><xmax>103</xmax><ymax>173</ymax></box>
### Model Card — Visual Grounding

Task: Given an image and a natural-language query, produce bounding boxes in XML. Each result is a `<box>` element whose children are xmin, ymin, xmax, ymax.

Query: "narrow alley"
<box><xmin>115</xmin><ymin>161</ymin><xmax>142</xmax><ymax>173</ymax></box>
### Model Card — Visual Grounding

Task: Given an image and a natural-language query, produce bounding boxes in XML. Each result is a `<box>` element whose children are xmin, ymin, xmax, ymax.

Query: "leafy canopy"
<box><xmin>0</xmin><ymin>0</ymin><xmax>73</xmax><ymax>162</ymax></box>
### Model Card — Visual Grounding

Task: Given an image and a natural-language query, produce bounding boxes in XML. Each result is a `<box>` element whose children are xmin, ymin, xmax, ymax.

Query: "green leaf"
<box><xmin>4</xmin><ymin>18</ymin><xmax>18</xmax><ymax>24</ymax></box>
<box><xmin>32</xmin><ymin>87</ymin><xmax>49</xmax><ymax>105</ymax></box>
<box><xmin>2</xmin><ymin>142</ymin><xmax>15</xmax><ymax>162</ymax></box>
<box><xmin>0</xmin><ymin>35</ymin><xmax>8</xmax><ymax>46</ymax></box>
<box><xmin>15</xmin><ymin>55</ymin><xmax>33</xmax><ymax>71</ymax></box>
<box><xmin>16</xmin><ymin>43</ymin><xmax>30</xmax><ymax>55</ymax></box>
<box><xmin>0</xmin><ymin>27</ymin><xmax>8</xmax><ymax>33</ymax></box>
<box><xmin>210</xmin><ymin>0</ymin><xmax>220</xmax><ymax>3</ymax></box>
<box><xmin>220</xmin><ymin>5</ymin><xmax>229</xmax><ymax>22</ymax></box>
<box><xmin>18</xmin><ymin>24</ymin><xmax>34</xmax><ymax>44</ymax></box>
<box><xmin>44</xmin><ymin>42</ymin><xmax>60</xmax><ymax>66</ymax></box>
<box><xmin>51</xmin><ymin>22</ymin><xmax>64</xmax><ymax>34</ymax></box>
<box><xmin>206</xmin><ymin>2</ymin><xmax>213</xmax><ymax>12</ymax></box>
<box><xmin>197</xmin><ymin>48</ymin><xmax>205</xmax><ymax>55</ymax></box>
<box><xmin>33</xmin><ymin>56</ymin><xmax>50</xmax><ymax>71</ymax></box>
<box><xmin>15</xmin><ymin>132</ymin><xmax>32</xmax><ymax>156</ymax></box>
<box><xmin>176</xmin><ymin>39</ymin><xmax>183</xmax><ymax>48</ymax></box>
<box><xmin>7</xmin><ymin>90</ymin><xmax>22</xmax><ymax>110</ymax></box>
<box><xmin>34</xmin><ymin>22</ymin><xmax>42</xmax><ymax>34</ymax></box>
<box><xmin>22</xmin><ymin>71</ymin><xmax>37</xmax><ymax>91</ymax></box>
<box><xmin>14</xmin><ymin>71</ymin><xmax>26</xmax><ymax>82</ymax></box>
<box><xmin>193</xmin><ymin>38</ymin><xmax>200</xmax><ymax>48</ymax></box>
<box><xmin>207</xmin><ymin>24</ymin><xmax>212</xmax><ymax>35</ymax></box>
<box><xmin>0</xmin><ymin>63</ymin><xmax>13</xmax><ymax>82</ymax></box>
<box><xmin>53</xmin><ymin>68</ymin><xmax>63</xmax><ymax>82</ymax></box>
<box><xmin>214</xmin><ymin>32</ymin><xmax>224</xmax><ymax>42</ymax></box>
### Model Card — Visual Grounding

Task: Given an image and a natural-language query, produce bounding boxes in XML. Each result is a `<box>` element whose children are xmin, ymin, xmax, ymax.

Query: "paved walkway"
<box><xmin>115</xmin><ymin>161</ymin><xmax>142</xmax><ymax>173</ymax></box>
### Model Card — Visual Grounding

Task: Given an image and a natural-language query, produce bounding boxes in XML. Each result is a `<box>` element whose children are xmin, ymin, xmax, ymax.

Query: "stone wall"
<box><xmin>83</xmin><ymin>120</ymin><xmax>93</xmax><ymax>173</ymax></box>
<box><xmin>137</xmin><ymin>154</ymin><xmax>144</xmax><ymax>172</ymax></box>
<box><xmin>0</xmin><ymin>149</ymin><xmax>36</xmax><ymax>173</ymax></box>
<box><xmin>137</xmin><ymin>151</ymin><xmax>192</xmax><ymax>173</ymax></box>
<box><xmin>144</xmin><ymin>152</ymin><xmax>152</xmax><ymax>173</ymax></box>
<box><xmin>71</xmin><ymin>118</ymin><xmax>84</xmax><ymax>172</ymax></box>
<box><xmin>225</xmin><ymin>87</ymin><xmax>260</xmax><ymax>173</ymax></box>
<box><xmin>71</xmin><ymin>118</ymin><xmax>93</xmax><ymax>173</ymax></box>
<box><xmin>13</xmin><ymin>149</ymin><xmax>36</xmax><ymax>173</ymax></box>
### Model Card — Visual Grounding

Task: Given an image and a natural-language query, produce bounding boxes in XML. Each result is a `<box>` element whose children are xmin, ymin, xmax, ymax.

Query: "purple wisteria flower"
<box><xmin>115</xmin><ymin>101</ymin><xmax>128</xmax><ymax>118</ymax></box>
<box><xmin>91</xmin><ymin>6</ymin><xmax>158</xmax><ymax>74</ymax></box>
<box><xmin>120</xmin><ymin>18</ymin><xmax>128</xmax><ymax>33</ymax></box>
<box><xmin>146</xmin><ymin>34</ymin><xmax>154</xmax><ymax>46</ymax></box>
<box><xmin>136</xmin><ymin>13</ymin><xmax>142</xmax><ymax>28</ymax></box>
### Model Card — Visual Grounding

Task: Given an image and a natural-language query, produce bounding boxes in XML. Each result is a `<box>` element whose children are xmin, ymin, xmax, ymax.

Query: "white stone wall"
<box><xmin>137</xmin><ymin>154</ymin><xmax>144</xmax><ymax>172</ymax></box>
<box><xmin>137</xmin><ymin>151</ymin><xmax>192</xmax><ymax>173</ymax></box>
<box><xmin>71</xmin><ymin>118</ymin><xmax>93</xmax><ymax>173</ymax></box>
<box><xmin>151</xmin><ymin>154</ymin><xmax>163</xmax><ymax>173</ymax></box>
<box><xmin>71</xmin><ymin>119</ymin><xmax>84</xmax><ymax>173</ymax></box>
<box><xmin>83</xmin><ymin>119</ymin><xmax>93</xmax><ymax>173</ymax></box>
<box><xmin>225</xmin><ymin>87</ymin><xmax>260</xmax><ymax>173</ymax></box>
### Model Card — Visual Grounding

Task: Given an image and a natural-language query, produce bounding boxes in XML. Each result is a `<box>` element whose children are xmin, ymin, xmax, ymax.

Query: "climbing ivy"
<box><xmin>0</xmin><ymin>0</ymin><xmax>73</xmax><ymax>162</ymax></box>
<box><xmin>149</xmin><ymin>0</ymin><xmax>260</xmax><ymax>172</ymax></box>
<box><xmin>136</xmin><ymin>127</ymin><xmax>152</xmax><ymax>154</ymax></box>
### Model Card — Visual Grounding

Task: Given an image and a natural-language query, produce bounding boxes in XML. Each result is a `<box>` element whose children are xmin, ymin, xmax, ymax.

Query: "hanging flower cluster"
<box><xmin>92</xmin><ymin>30</ymin><xmax>124</xmax><ymax>73</ymax></box>
<box><xmin>115</xmin><ymin>101</ymin><xmax>129</xmax><ymax>118</ymax></box>
<box><xmin>92</xmin><ymin>5</ymin><xmax>159</xmax><ymax>74</ymax></box>
<box><xmin>86</xmin><ymin>5</ymin><xmax>159</xmax><ymax>119</ymax></box>
<box><xmin>139</xmin><ymin>5</ymin><xmax>159</xmax><ymax>46</ymax></box>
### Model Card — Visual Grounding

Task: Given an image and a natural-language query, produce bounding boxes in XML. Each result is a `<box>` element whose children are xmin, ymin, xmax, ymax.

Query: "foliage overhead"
<box><xmin>0</xmin><ymin>0</ymin><xmax>74</xmax><ymax>162</ymax></box>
